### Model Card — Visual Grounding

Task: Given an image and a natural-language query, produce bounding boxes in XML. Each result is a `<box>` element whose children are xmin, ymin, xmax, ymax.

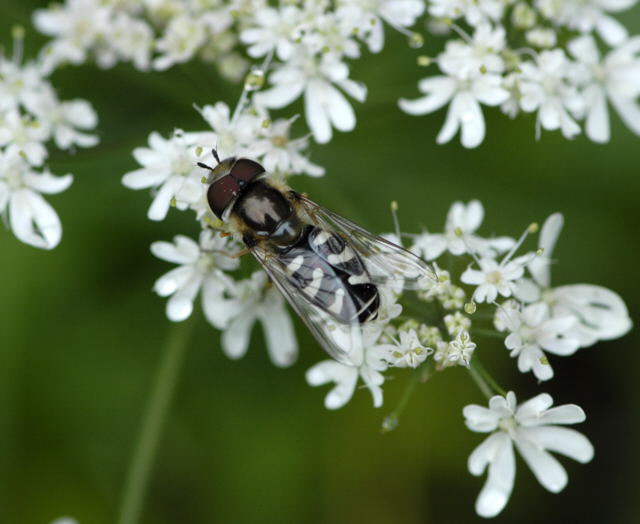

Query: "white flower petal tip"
<box><xmin>50</xmin><ymin>518</ymin><xmax>79</xmax><ymax>524</ymax></box>
<box><xmin>305</xmin><ymin>360</ymin><xmax>358</xmax><ymax>410</ymax></box>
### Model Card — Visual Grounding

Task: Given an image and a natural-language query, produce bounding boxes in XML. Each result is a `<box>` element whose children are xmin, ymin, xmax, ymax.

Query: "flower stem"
<box><xmin>381</xmin><ymin>361</ymin><xmax>434</xmax><ymax>433</ymax></box>
<box><xmin>468</xmin><ymin>357</ymin><xmax>506</xmax><ymax>400</ymax></box>
<box><xmin>116</xmin><ymin>318</ymin><xmax>195</xmax><ymax>524</ymax></box>
<box><xmin>468</xmin><ymin>363</ymin><xmax>493</xmax><ymax>400</ymax></box>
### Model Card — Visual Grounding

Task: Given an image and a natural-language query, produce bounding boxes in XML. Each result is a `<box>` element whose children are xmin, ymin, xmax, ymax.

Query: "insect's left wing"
<box><xmin>249</xmin><ymin>244</ymin><xmax>365</xmax><ymax>367</ymax></box>
<box><xmin>292</xmin><ymin>193</ymin><xmax>434</xmax><ymax>291</ymax></box>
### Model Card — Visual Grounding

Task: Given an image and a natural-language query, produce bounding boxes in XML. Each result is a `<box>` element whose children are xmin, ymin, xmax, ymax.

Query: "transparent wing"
<box><xmin>250</xmin><ymin>244</ymin><xmax>364</xmax><ymax>367</ymax></box>
<box><xmin>293</xmin><ymin>193</ymin><xmax>433</xmax><ymax>290</ymax></box>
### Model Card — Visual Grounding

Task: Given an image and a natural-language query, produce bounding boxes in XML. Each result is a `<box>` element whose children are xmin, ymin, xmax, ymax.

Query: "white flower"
<box><xmin>0</xmin><ymin>149</ymin><xmax>72</xmax><ymax>249</ymax></box>
<box><xmin>522</xmin><ymin>213</ymin><xmax>632</xmax><ymax>346</ymax></box>
<box><xmin>337</xmin><ymin>0</ymin><xmax>425</xmax><ymax>53</ymax></box>
<box><xmin>0</xmin><ymin>109</ymin><xmax>50</xmax><ymax>166</ymax></box>
<box><xmin>428</xmin><ymin>0</ymin><xmax>505</xmax><ymax>27</ymax></box>
<box><xmin>495</xmin><ymin>301</ymin><xmax>580</xmax><ymax>381</ymax></box>
<box><xmin>438</xmin><ymin>24</ymin><xmax>507</xmax><ymax>79</ymax></box>
<box><xmin>306</xmin><ymin>341</ymin><xmax>389</xmax><ymax>409</ymax></box>
<box><xmin>518</xmin><ymin>49</ymin><xmax>584</xmax><ymax>139</ymax></box>
<box><xmin>251</xmin><ymin>117</ymin><xmax>325</xmax><ymax>177</ymax></box>
<box><xmin>433</xmin><ymin>329</ymin><xmax>476</xmax><ymax>367</ymax></box>
<box><xmin>122</xmin><ymin>131</ymin><xmax>204</xmax><ymax>221</ymax></box>
<box><xmin>33</xmin><ymin>0</ymin><xmax>113</xmax><ymax>72</ymax></box>
<box><xmin>196</xmin><ymin>101</ymin><xmax>261</xmax><ymax>159</ymax></box>
<box><xmin>525</xmin><ymin>27</ymin><xmax>558</xmax><ymax>48</ymax></box>
<box><xmin>23</xmin><ymin>86</ymin><xmax>98</xmax><ymax>150</ymax></box>
<box><xmin>379</xmin><ymin>328</ymin><xmax>430</xmax><ymax>368</ymax></box>
<box><xmin>399</xmin><ymin>67</ymin><xmax>509</xmax><ymax>148</ymax></box>
<box><xmin>153</xmin><ymin>14</ymin><xmax>207</xmax><ymax>71</ymax></box>
<box><xmin>221</xmin><ymin>271</ymin><xmax>298</xmax><ymax>367</ymax></box>
<box><xmin>151</xmin><ymin>231</ymin><xmax>239</xmax><ymax>324</ymax></box>
<box><xmin>568</xmin><ymin>35</ymin><xmax>640</xmax><ymax>143</ymax></box>
<box><xmin>240</xmin><ymin>6</ymin><xmax>302</xmax><ymax>61</ymax></box>
<box><xmin>109</xmin><ymin>11</ymin><xmax>154</xmax><ymax>71</ymax></box>
<box><xmin>461</xmin><ymin>252</ymin><xmax>533</xmax><ymax>303</ymax></box>
<box><xmin>546</xmin><ymin>284</ymin><xmax>632</xmax><ymax>347</ymax></box>
<box><xmin>444</xmin><ymin>311</ymin><xmax>472</xmax><ymax>336</ymax></box>
<box><xmin>254</xmin><ymin>52</ymin><xmax>367</xmax><ymax>144</ymax></box>
<box><xmin>536</xmin><ymin>0</ymin><xmax>636</xmax><ymax>46</ymax></box>
<box><xmin>464</xmin><ymin>391</ymin><xmax>594</xmax><ymax>518</ymax></box>
<box><xmin>0</xmin><ymin>57</ymin><xmax>47</xmax><ymax>112</ymax></box>
<box><xmin>298</xmin><ymin>10</ymin><xmax>361</xmax><ymax>58</ymax></box>
<box><xmin>411</xmin><ymin>200</ymin><xmax>514</xmax><ymax>260</ymax></box>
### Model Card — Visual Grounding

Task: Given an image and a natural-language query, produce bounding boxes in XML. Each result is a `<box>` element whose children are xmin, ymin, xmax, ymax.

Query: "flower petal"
<box><xmin>398</xmin><ymin>76</ymin><xmax>456</xmax><ymax>115</ymax></box>
<box><xmin>306</xmin><ymin>360</ymin><xmax>358</xmax><ymax>410</ymax></box>
<box><xmin>151</xmin><ymin>236</ymin><xmax>199</xmax><ymax>264</ymax></box>
<box><xmin>553</xmin><ymin>284</ymin><xmax>632</xmax><ymax>345</ymax></box>
<box><xmin>9</xmin><ymin>189</ymin><xmax>62</xmax><ymax>249</ymax></box>
<box><xmin>473</xmin><ymin>432</ymin><xmax>515</xmax><ymax>518</ymax></box>
<box><xmin>222</xmin><ymin>310</ymin><xmax>256</xmax><ymax>359</ymax></box>
<box><xmin>258</xmin><ymin>290</ymin><xmax>298</xmax><ymax>367</ymax></box>
<box><xmin>538</xmin><ymin>404</ymin><xmax>586</xmax><ymax>426</ymax></box>
<box><xmin>514</xmin><ymin>434</ymin><xmax>568</xmax><ymax>493</ymax></box>
<box><xmin>524</xmin><ymin>426</ymin><xmax>594</xmax><ymax>463</ymax></box>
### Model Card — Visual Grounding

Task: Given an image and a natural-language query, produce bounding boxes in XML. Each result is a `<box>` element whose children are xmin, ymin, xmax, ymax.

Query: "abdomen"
<box><xmin>280</xmin><ymin>226</ymin><xmax>380</xmax><ymax>324</ymax></box>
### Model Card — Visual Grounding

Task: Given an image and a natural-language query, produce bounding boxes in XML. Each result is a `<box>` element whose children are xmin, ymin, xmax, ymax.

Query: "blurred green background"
<box><xmin>1</xmin><ymin>3</ymin><xmax>639</xmax><ymax>524</ymax></box>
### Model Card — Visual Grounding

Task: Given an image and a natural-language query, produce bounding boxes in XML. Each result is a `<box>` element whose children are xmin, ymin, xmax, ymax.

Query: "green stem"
<box><xmin>468</xmin><ymin>357</ymin><xmax>507</xmax><ymax>400</ymax></box>
<box><xmin>468</xmin><ymin>363</ymin><xmax>493</xmax><ymax>400</ymax></box>
<box><xmin>473</xmin><ymin>358</ymin><xmax>507</xmax><ymax>397</ymax></box>
<box><xmin>381</xmin><ymin>362</ymin><xmax>434</xmax><ymax>433</ymax></box>
<box><xmin>116</xmin><ymin>318</ymin><xmax>195</xmax><ymax>524</ymax></box>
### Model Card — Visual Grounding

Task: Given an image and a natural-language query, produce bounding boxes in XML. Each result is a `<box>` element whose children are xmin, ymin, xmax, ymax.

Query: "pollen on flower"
<box><xmin>486</xmin><ymin>270</ymin><xmax>502</xmax><ymax>284</ymax></box>
<box><xmin>271</xmin><ymin>135</ymin><xmax>287</xmax><ymax>148</ymax></box>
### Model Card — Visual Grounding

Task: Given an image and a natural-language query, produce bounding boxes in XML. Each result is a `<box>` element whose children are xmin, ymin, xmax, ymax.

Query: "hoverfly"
<box><xmin>198</xmin><ymin>150</ymin><xmax>432</xmax><ymax>366</ymax></box>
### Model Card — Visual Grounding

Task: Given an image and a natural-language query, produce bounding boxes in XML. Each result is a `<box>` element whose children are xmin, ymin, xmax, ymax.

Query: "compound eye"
<box><xmin>207</xmin><ymin>175</ymin><xmax>240</xmax><ymax>219</ymax></box>
<box><xmin>230</xmin><ymin>158</ymin><xmax>265</xmax><ymax>183</ymax></box>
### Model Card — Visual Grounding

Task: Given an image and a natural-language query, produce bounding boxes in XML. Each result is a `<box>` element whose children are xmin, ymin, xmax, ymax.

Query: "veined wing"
<box><xmin>292</xmin><ymin>192</ymin><xmax>433</xmax><ymax>290</ymax></box>
<box><xmin>250</xmin><ymin>243</ymin><xmax>365</xmax><ymax>367</ymax></box>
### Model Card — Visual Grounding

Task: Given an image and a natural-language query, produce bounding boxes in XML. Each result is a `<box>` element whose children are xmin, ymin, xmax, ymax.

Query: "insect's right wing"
<box><xmin>250</xmin><ymin>244</ymin><xmax>365</xmax><ymax>367</ymax></box>
<box><xmin>292</xmin><ymin>193</ymin><xmax>434</xmax><ymax>291</ymax></box>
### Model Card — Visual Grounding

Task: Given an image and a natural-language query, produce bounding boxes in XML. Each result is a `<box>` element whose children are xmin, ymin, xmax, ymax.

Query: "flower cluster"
<box><xmin>31</xmin><ymin>0</ymin><xmax>424</xmax><ymax>144</ymax></box>
<box><xmin>32</xmin><ymin>0</ymin><xmax>640</xmax><ymax>150</ymax></box>
<box><xmin>0</xmin><ymin>30</ymin><xmax>98</xmax><ymax>249</ymax></box>
<box><xmin>407</xmin><ymin>202</ymin><xmax>630</xmax><ymax>516</ymax></box>
<box><xmin>400</xmin><ymin>1</ymin><xmax>640</xmax><ymax>146</ymax></box>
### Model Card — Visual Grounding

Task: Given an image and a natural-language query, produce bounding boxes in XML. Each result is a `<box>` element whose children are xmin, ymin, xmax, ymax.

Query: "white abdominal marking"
<box><xmin>347</xmin><ymin>273</ymin><xmax>370</xmax><ymax>285</ymax></box>
<box><xmin>328</xmin><ymin>288</ymin><xmax>345</xmax><ymax>314</ymax></box>
<box><xmin>286</xmin><ymin>255</ymin><xmax>304</xmax><ymax>275</ymax></box>
<box><xmin>313</xmin><ymin>230</ymin><xmax>332</xmax><ymax>245</ymax></box>
<box><xmin>304</xmin><ymin>267</ymin><xmax>325</xmax><ymax>299</ymax></box>
<box><xmin>327</xmin><ymin>248</ymin><xmax>355</xmax><ymax>265</ymax></box>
